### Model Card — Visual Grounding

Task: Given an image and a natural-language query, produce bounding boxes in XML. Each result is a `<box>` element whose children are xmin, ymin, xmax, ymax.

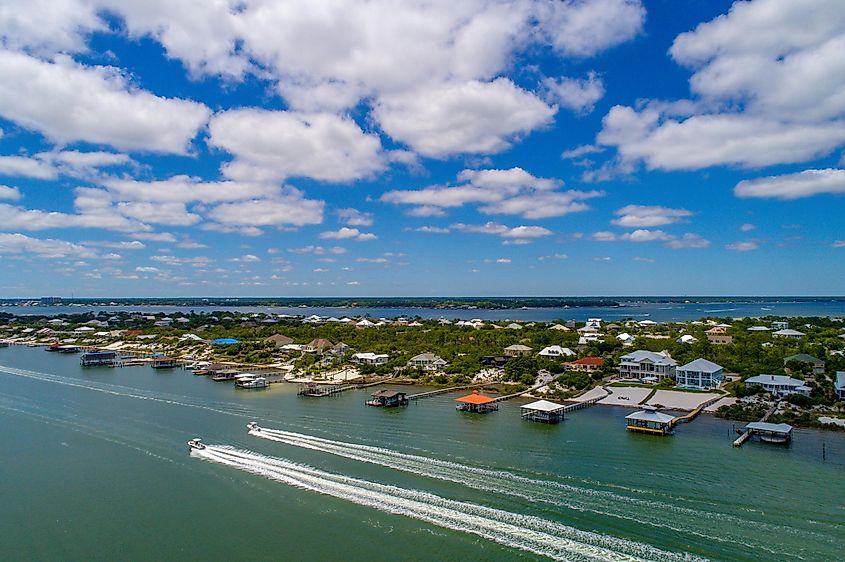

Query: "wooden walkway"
<box><xmin>733</xmin><ymin>401</ymin><xmax>779</xmax><ymax>447</ymax></box>
<box><xmin>298</xmin><ymin>378</ymin><xmax>387</xmax><ymax>398</ymax></box>
<box><xmin>670</xmin><ymin>394</ymin><xmax>726</xmax><ymax>427</ymax></box>
<box><xmin>407</xmin><ymin>382</ymin><xmax>496</xmax><ymax>401</ymax></box>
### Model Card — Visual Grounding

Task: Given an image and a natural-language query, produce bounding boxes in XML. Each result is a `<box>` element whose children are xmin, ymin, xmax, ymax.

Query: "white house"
<box><xmin>676</xmin><ymin>358</ymin><xmax>724</xmax><ymax>390</ymax></box>
<box><xmin>585</xmin><ymin>318</ymin><xmax>602</xmax><ymax>330</ymax></box>
<box><xmin>677</xmin><ymin>334</ymin><xmax>698</xmax><ymax>344</ymax></box>
<box><xmin>548</xmin><ymin>324</ymin><xmax>570</xmax><ymax>331</ymax></box>
<box><xmin>538</xmin><ymin>345</ymin><xmax>575</xmax><ymax>358</ymax></box>
<box><xmin>773</xmin><ymin>329</ymin><xmax>805</xmax><ymax>339</ymax></box>
<box><xmin>616</xmin><ymin>333</ymin><xmax>635</xmax><ymax>345</ymax></box>
<box><xmin>619</xmin><ymin>350</ymin><xmax>677</xmax><ymax>382</ymax></box>
<box><xmin>834</xmin><ymin>372</ymin><xmax>845</xmax><ymax>400</ymax></box>
<box><xmin>352</xmin><ymin>352</ymin><xmax>389</xmax><ymax>365</ymax></box>
<box><xmin>408</xmin><ymin>353</ymin><xmax>448</xmax><ymax>370</ymax></box>
<box><xmin>745</xmin><ymin>374</ymin><xmax>811</xmax><ymax>397</ymax></box>
<box><xmin>771</xmin><ymin>321</ymin><xmax>789</xmax><ymax>331</ymax></box>
<box><xmin>504</xmin><ymin>344</ymin><xmax>532</xmax><ymax>357</ymax></box>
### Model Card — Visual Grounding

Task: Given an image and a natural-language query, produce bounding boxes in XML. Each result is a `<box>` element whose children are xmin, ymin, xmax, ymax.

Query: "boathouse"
<box><xmin>151</xmin><ymin>355</ymin><xmax>178</xmax><ymax>369</ymax></box>
<box><xmin>520</xmin><ymin>400</ymin><xmax>566</xmax><ymax>423</ymax></box>
<box><xmin>80</xmin><ymin>351</ymin><xmax>118</xmax><ymax>367</ymax></box>
<box><xmin>625</xmin><ymin>405</ymin><xmax>675</xmax><ymax>435</ymax></box>
<box><xmin>744</xmin><ymin>422</ymin><xmax>793</xmax><ymax>444</ymax></box>
<box><xmin>366</xmin><ymin>390</ymin><xmax>409</xmax><ymax>407</ymax></box>
<box><xmin>455</xmin><ymin>391</ymin><xmax>498</xmax><ymax>413</ymax></box>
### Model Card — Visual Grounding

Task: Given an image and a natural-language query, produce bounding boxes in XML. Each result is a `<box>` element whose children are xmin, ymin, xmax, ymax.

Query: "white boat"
<box><xmin>247</xmin><ymin>421</ymin><xmax>259</xmax><ymax>431</ymax></box>
<box><xmin>187</xmin><ymin>438</ymin><xmax>205</xmax><ymax>450</ymax></box>
<box><xmin>235</xmin><ymin>375</ymin><xmax>268</xmax><ymax>389</ymax></box>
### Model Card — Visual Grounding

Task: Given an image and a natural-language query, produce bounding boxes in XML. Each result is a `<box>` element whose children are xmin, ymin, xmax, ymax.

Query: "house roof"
<box><xmin>539</xmin><ymin>345</ymin><xmax>574</xmax><ymax>356</ymax></box>
<box><xmin>835</xmin><ymin>371</ymin><xmax>845</xmax><ymax>390</ymax></box>
<box><xmin>455</xmin><ymin>392</ymin><xmax>496</xmax><ymax>405</ymax></box>
<box><xmin>409</xmin><ymin>352</ymin><xmax>445</xmax><ymax>363</ymax></box>
<box><xmin>745</xmin><ymin>374</ymin><xmax>805</xmax><ymax>387</ymax></box>
<box><xmin>521</xmin><ymin>399</ymin><xmax>565</xmax><ymax>412</ymax></box>
<box><xmin>571</xmin><ymin>356</ymin><xmax>604</xmax><ymax>366</ymax></box>
<box><xmin>784</xmin><ymin>353</ymin><xmax>823</xmax><ymax>365</ymax></box>
<box><xmin>773</xmin><ymin>329</ymin><xmax>805</xmax><ymax>336</ymax></box>
<box><xmin>308</xmin><ymin>338</ymin><xmax>334</xmax><ymax>348</ymax></box>
<box><xmin>678</xmin><ymin>358</ymin><xmax>723</xmax><ymax>373</ymax></box>
<box><xmin>371</xmin><ymin>390</ymin><xmax>405</xmax><ymax>398</ymax></box>
<box><xmin>505</xmin><ymin>344</ymin><xmax>532</xmax><ymax>351</ymax></box>
<box><xmin>626</xmin><ymin>408</ymin><xmax>675</xmax><ymax>424</ymax></box>
<box><xmin>621</xmin><ymin>350</ymin><xmax>676</xmax><ymax>366</ymax></box>
<box><xmin>746</xmin><ymin>422</ymin><xmax>793</xmax><ymax>434</ymax></box>
<box><xmin>265</xmin><ymin>334</ymin><xmax>293</xmax><ymax>345</ymax></box>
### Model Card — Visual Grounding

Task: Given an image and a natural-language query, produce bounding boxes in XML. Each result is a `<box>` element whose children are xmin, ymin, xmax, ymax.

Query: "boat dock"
<box><xmin>406</xmin><ymin>383</ymin><xmax>495</xmax><ymax>401</ymax></box>
<box><xmin>297</xmin><ymin>379</ymin><xmax>386</xmax><ymax>397</ymax></box>
<box><xmin>669</xmin><ymin>395</ymin><xmax>725</xmax><ymax>427</ymax></box>
<box><xmin>733</xmin><ymin>402</ymin><xmax>780</xmax><ymax>447</ymax></box>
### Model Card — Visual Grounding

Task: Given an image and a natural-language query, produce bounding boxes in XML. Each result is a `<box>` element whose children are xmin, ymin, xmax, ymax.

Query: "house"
<box><xmin>619</xmin><ymin>350</ymin><xmax>677</xmax><ymax>382</ymax></box>
<box><xmin>772</xmin><ymin>321</ymin><xmax>789</xmax><ymax>331</ymax></box>
<box><xmin>455</xmin><ymin>391</ymin><xmax>498</xmax><ymax>413</ymax></box>
<box><xmin>747</xmin><ymin>326</ymin><xmax>771</xmax><ymax>332</ymax></box>
<box><xmin>676</xmin><ymin>358</ymin><xmax>724</xmax><ymax>390</ymax></box>
<box><xmin>835</xmin><ymin>372</ymin><xmax>845</xmax><ymax>400</ymax></box>
<box><xmin>538</xmin><ymin>345</ymin><xmax>575</xmax><ymax>359</ymax></box>
<box><xmin>585</xmin><ymin>318</ymin><xmax>602</xmax><ymax>330</ymax></box>
<box><xmin>265</xmin><ymin>334</ymin><xmax>293</xmax><ymax>347</ymax></box>
<box><xmin>548</xmin><ymin>324</ymin><xmax>570</xmax><ymax>331</ymax></box>
<box><xmin>408</xmin><ymin>353</ymin><xmax>448</xmax><ymax>370</ymax></box>
<box><xmin>506</xmin><ymin>323</ymin><xmax>523</xmax><ymax>330</ymax></box>
<box><xmin>677</xmin><ymin>334</ymin><xmax>698</xmax><ymax>344</ymax></box>
<box><xmin>773</xmin><ymin>329</ymin><xmax>805</xmax><ymax>339</ymax></box>
<box><xmin>784</xmin><ymin>354</ymin><xmax>825</xmax><ymax>376</ymax></box>
<box><xmin>332</xmin><ymin>342</ymin><xmax>350</xmax><ymax>355</ymax></box>
<box><xmin>280</xmin><ymin>343</ymin><xmax>305</xmax><ymax>353</ymax></box>
<box><xmin>352</xmin><ymin>352</ymin><xmax>389</xmax><ymax>365</ymax></box>
<box><xmin>305</xmin><ymin>338</ymin><xmax>334</xmax><ymax>353</ymax></box>
<box><xmin>745</xmin><ymin>374</ymin><xmax>811</xmax><ymax>397</ymax></box>
<box><xmin>480</xmin><ymin>356</ymin><xmax>510</xmax><ymax>368</ymax></box>
<box><xmin>616</xmin><ymin>333</ymin><xmax>635</xmax><ymax>345</ymax></box>
<box><xmin>566</xmin><ymin>356</ymin><xmax>604</xmax><ymax>372</ymax></box>
<box><xmin>706</xmin><ymin>333</ymin><xmax>733</xmax><ymax>345</ymax></box>
<box><xmin>504</xmin><ymin>344</ymin><xmax>532</xmax><ymax>357</ymax></box>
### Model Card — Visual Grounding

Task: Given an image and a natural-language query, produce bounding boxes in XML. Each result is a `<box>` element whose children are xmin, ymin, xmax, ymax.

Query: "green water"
<box><xmin>0</xmin><ymin>346</ymin><xmax>843</xmax><ymax>561</ymax></box>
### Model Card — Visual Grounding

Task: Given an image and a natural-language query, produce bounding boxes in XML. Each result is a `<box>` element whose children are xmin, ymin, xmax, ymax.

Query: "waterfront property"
<box><xmin>745</xmin><ymin>374</ymin><xmax>811</xmax><ymax>397</ymax></box>
<box><xmin>675</xmin><ymin>358</ymin><xmax>724</xmax><ymax>390</ymax></box>
<box><xmin>455</xmin><ymin>391</ymin><xmax>498</xmax><ymax>413</ymax></box>
<box><xmin>151</xmin><ymin>355</ymin><xmax>178</xmax><ymax>369</ymax></box>
<box><xmin>744</xmin><ymin>422</ymin><xmax>793</xmax><ymax>444</ymax></box>
<box><xmin>366</xmin><ymin>390</ymin><xmax>409</xmax><ymax>407</ymax></box>
<box><xmin>80</xmin><ymin>350</ymin><xmax>119</xmax><ymax>367</ymax></box>
<box><xmin>618</xmin><ymin>350</ymin><xmax>677</xmax><ymax>382</ymax></box>
<box><xmin>351</xmin><ymin>352</ymin><xmax>389</xmax><ymax>365</ymax></box>
<box><xmin>784</xmin><ymin>354</ymin><xmax>825</xmax><ymax>376</ymax></box>
<box><xmin>408</xmin><ymin>352</ymin><xmax>448</xmax><ymax>370</ymax></box>
<box><xmin>520</xmin><ymin>400</ymin><xmax>566</xmax><ymax>423</ymax></box>
<box><xmin>625</xmin><ymin>406</ymin><xmax>675</xmax><ymax>435</ymax></box>
<box><xmin>835</xmin><ymin>372</ymin><xmax>845</xmax><ymax>400</ymax></box>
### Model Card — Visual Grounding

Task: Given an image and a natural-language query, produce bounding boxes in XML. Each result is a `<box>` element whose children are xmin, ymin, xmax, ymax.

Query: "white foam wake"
<box><xmin>248</xmin><ymin>426</ymin><xmax>796</xmax><ymax>556</ymax></box>
<box><xmin>194</xmin><ymin>444</ymin><xmax>704</xmax><ymax>562</ymax></box>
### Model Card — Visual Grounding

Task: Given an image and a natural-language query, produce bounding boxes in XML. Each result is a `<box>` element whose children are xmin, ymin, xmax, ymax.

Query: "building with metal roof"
<box><xmin>745</xmin><ymin>374</ymin><xmax>811</xmax><ymax>396</ymax></box>
<box><xmin>676</xmin><ymin>358</ymin><xmax>724</xmax><ymax>390</ymax></box>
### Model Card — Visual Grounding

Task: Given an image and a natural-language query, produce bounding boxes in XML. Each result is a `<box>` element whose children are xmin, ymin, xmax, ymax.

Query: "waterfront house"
<box><xmin>352</xmin><ymin>352</ymin><xmax>389</xmax><ymax>365</ymax></box>
<box><xmin>784</xmin><ymin>354</ymin><xmax>825</xmax><ymax>376</ymax></box>
<box><xmin>521</xmin><ymin>400</ymin><xmax>566</xmax><ymax>423</ymax></box>
<box><xmin>265</xmin><ymin>334</ymin><xmax>293</xmax><ymax>347</ymax></box>
<box><xmin>586</xmin><ymin>318</ymin><xmax>602</xmax><ymax>330</ymax></box>
<box><xmin>744</xmin><ymin>422</ymin><xmax>793</xmax><ymax>444</ymax></box>
<box><xmin>745</xmin><ymin>374</ymin><xmax>811</xmax><ymax>397</ymax></box>
<box><xmin>834</xmin><ymin>372</ymin><xmax>845</xmax><ymax>400</ymax></box>
<box><xmin>538</xmin><ymin>345</ymin><xmax>575</xmax><ymax>359</ymax></box>
<box><xmin>675</xmin><ymin>358</ymin><xmax>724</xmax><ymax>390</ymax></box>
<box><xmin>625</xmin><ymin>406</ymin><xmax>674</xmax><ymax>435</ymax></box>
<box><xmin>366</xmin><ymin>390</ymin><xmax>408</xmax><ymax>407</ymax></box>
<box><xmin>566</xmin><ymin>356</ymin><xmax>604</xmax><ymax>372</ymax></box>
<box><xmin>504</xmin><ymin>344</ymin><xmax>532</xmax><ymax>357</ymax></box>
<box><xmin>408</xmin><ymin>353</ymin><xmax>448</xmax><ymax>370</ymax></box>
<box><xmin>773</xmin><ymin>329</ymin><xmax>805</xmax><ymax>339</ymax></box>
<box><xmin>455</xmin><ymin>391</ymin><xmax>498</xmax><ymax>413</ymax></box>
<box><xmin>618</xmin><ymin>350</ymin><xmax>677</xmax><ymax>382</ymax></box>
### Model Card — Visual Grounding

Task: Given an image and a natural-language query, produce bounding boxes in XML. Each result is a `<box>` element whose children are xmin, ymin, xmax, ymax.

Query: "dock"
<box><xmin>669</xmin><ymin>394</ymin><xmax>725</xmax><ymax>427</ymax></box>
<box><xmin>406</xmin><ymin>382</ymin><xmax>497</xmax><ymax>401</ymax></box>
<box><xmin>297</xmin><ymin>379</ymin><xmax>386</xmax><ymax>397</ymax></box>
<box><xmin>733</xmin><ymin>402</ymin><xmax>780</xmax><ymax>447</ymax></box>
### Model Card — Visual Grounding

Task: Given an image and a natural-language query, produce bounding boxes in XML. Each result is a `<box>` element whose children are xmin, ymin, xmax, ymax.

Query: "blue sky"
<box><xmin>0</xmin><ymin>0</ymin><xmax>843</xmax><ymax>298</ymax></box>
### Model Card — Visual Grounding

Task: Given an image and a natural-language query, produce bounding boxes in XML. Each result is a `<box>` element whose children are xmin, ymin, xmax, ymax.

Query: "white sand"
<box><xmin>572</xmin><ymin>386</ymin><xmax>609</xmax><ymax>403</ymax></box>
<box><xmin>598</xmin><ymin>386</ymin><xmax>652</xmax><ymax>407</ymax></box>
<box><xmin>704</xmin><ymin>396</ymin><xmax>736</xmax><ymax>412</ymax></box>
<box><xmin>647</xmin><ymin>390</ymin><xmax>722</xmax><ymax>411</ymax></box>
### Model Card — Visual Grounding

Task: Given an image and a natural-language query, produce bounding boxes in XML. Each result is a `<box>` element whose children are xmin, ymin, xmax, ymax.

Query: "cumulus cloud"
<box><xmin>611</xmin><ymin>204</ymin><xmax>693</xmax><ymax>227</ymax></box>
<box><xmin>0</xmin><ymin>232</ymin><xmax>96</xmax><ymax>259</ymax></box>
<box><xmin>288</xmin><ymin>246</ymin><xmax>346</xmax><ymax>255</ymax></box>
<box><xmin>726</xmin><ymin>241</ymin><xmax>759</xmax><ymax>252</ymax></box>
<box><xmin>665</xmin><ymin>233</ymin><xmax>711</xmax><ymax>249</ymax></box>
<box><xmin>542</xmin><ymin>72</ymin><xmax>604</xmax><ymax>113</ymax></box>
<box><xmin>561</xmin><ymin>144</ymin><xmax>605</xmax><ymax>159</ymax></box>
<box><xmin>0</xmin><ymin>185</ymin><xmax>21</xmax><ymax>200</ymax></box>
<box><xmin>319</xmin><ymin>227</ymin><xmax>377</xmax><ymax>241</ymax></box>
<box><xmin>0</xmin><ymin>51</ymin><xmax>210</xmax><ymax>153</ymax></box>
<box><xmin>451</xmin><ymin>222</ymin><xmax>552</xmax><ymax>238</ymax></box>
<box><xmin>206</xmin><ymin>192</ymin><xmax>324</xmax><ymax>228</ymax></box>
<box><xmin>594</xmin><ymin>229</ymin><xmax>710</xmax><ymax>248</ymax></box>
<box><xmin>740</xmin><ymin>223</ymin><xmax>756</xmax><ymax>232</ymax></box>
<box><xmin>595</xmin><ymin>0</ymin><xmax>845</xmax><ymax>172</ymax></box>
<box><xmin>336</xmin><ymin>208</ymin><xmax>374</xmax><ymax>227</ymax></box>
<box><xmin>414</xmin><ymin>226</ymin><xmax>450</xmax><ymax>234</ymax></box>
<box><xmin>734</xmin><ymin>169</ymin><xmax>845</xmax><ymax>199</ymax></box>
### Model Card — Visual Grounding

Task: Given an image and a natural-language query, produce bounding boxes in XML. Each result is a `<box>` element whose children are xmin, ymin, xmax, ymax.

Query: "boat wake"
<box><xmin>193</xmin><ymin>444</ymin><xmax>703</xmax><ymax>562</ymax></box>
<box><xmin>249</xmin><ymin>425</ymin><xmax>806</xmax><ymax>557</ymax></box>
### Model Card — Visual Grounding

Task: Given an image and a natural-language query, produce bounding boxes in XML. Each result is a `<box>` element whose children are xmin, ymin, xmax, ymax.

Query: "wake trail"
<box><xmin>194</xmin><ymin>444</ymin><xmax>705</xmax><ymax>562</ymax></box>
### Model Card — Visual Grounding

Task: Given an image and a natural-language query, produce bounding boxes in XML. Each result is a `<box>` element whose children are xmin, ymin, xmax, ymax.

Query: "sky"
<box><xmin>0</xmin><ymin>0</ymin><xmax>843</xmax><ymax>298</ymax></box>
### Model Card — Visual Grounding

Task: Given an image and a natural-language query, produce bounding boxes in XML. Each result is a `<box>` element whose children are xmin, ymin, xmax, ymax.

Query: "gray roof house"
<box><xmin>835</xmin><ymin>372</ymin><xmax>845</xmax><ymax>400</ymax></box>
<box><xmin>745</xmin><ymin>374</ymin><xmax>811</xmax><ymax>397</ymax></box>
<box><xmin>676</xmin><ymin>358</ymin><xmax>724</xmax><ymax>390</ymax></box>
<box><xmin>784</xmin><ymin>354</ymin><xmax>825</xmax><ymax>375</ymax></box>
<box><xmin>619</xmin><ymin>350</ymin><xmax>677</xmax><ymax>382</ymax></box>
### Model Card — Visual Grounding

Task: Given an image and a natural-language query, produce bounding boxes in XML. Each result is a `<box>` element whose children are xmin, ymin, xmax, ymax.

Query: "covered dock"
<box><xmin>625</xmin><ymin>405</ymin><xmax>674</xmax><ymax>435</ymax></box>
<box><xmin>744</xmin><ymin>422</ymin><xmax>793</xmax><ymax>444</ymax></box>
<box><xmin>366</xmin><ymin>390</ymin><xmax>409</xmax><ymax>407</ymax></box>
<box><xmin>455</xmin><ymin>391</ymin><xmax>498</xmax><ymax>413</ymax></box>
<box><xmin>80</xmin><ymin>351</ymin><xmax>119</xmax><ymax>367</ymax></box>
<box><xmin>151</xmin><ymin>355</ymin><xmax>178</xmax><ymax>369</ymax></box>
<box><xmin>520</xmin><ymin>400</ymin><xmax>566</xmax><ymax>423</ymax></box>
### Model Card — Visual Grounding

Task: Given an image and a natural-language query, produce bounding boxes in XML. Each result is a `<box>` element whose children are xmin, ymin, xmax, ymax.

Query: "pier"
<box><xmin>298</xmin><ymin>379</ymin><xmax>386</xmax><ymax>397</ymax></box>
<box><xmin>669</xmin><ymin>395</ymin><xmax>725</xmax><ymax>427</ymax></box>
<box><xmin>733</xmin><ymin>402</ymin><xmax>780</xmax><ymax>447</ymax></box>
<box><xmin>406</xmin><ymin>382</ymin><xmax>497</xmax><ymax>401</ymax></box>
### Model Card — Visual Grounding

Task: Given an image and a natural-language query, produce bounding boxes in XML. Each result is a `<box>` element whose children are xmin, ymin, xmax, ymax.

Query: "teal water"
<box><xmin>1</xmin><ymin>346</ymin><xmax>843</xmax><ymax>561</ymax></box>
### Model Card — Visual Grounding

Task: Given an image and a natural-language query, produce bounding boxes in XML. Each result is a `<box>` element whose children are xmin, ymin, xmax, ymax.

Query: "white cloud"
<box><xmin>666</xmin><ymin>233</ymin><xmax>711</xmax><ymax>249</ymax></box>
<box><xmin>0</xmin><ymin>199</ymin><xmax>144</xmax><ymax>232</ymax></box>
<box><xmin>319</xmin><ymin>227</ymin><xmax>377</xmax><ymax>241</ymax></box>
<box><xmin>288</xmin><ymin>246</ymin><xmax>346</xmax><ymax>255</ymax></box>
<box><xmin>726</xmin><ymin>241</ymin><xmax>759</xmax><ymax>252</ymax></box>
<box><xmin>356</xmin><ymin>257</ymin><xmax>388</xmax><ymax>264</ymax></box>
<box><xmin>535</xmin><ymin>0</ymin><xmax>645</xmax><ymax>57</ymax></box>
<box><xmin>208</xmin><ymin>109</ymin><xmax>387</xmax><ymax>183</ymax></box>
<box><xmin>206</xmin><ymin>191</ymin><xmax>324</xmax><ymax>228</ymax></box>
<box><xmin>495</xmin><ymin>258</ymin><xmax>511</xmax><ymax>264</ymax></box>
<box><xmin>414</xmin><ymin>226</ymin><xmax>450</xmax><ymax>234</ymax></box>
<box><xmin>336</xmin><ymin>208</ymin><xmax>373</xmax><ymax>227</ymax></box>
<box><xmin>0</xmin><ymin>51</ymin><xmax>210</xmax><ymax>153</ymax></box>
<box><xmin>832</xmin><ymin>240</ymin><xmax>845</xmax><ymax>248</ymax></box>
<box><xmin>633</xmin><ymin>256</ymin><xmax>655</xmax><ymax>263</ymax></box>
<box><xmin>595</xmin><ymin>229</ymin><xmax>710</xmax><ymax>247</ymax></box>
<box><xmin>228</xmin><ymin>254</ymin><xmax>261</xmax><ymax>263</ymax></box>
<box><xmin>0</xmin><ymin>232</ymin><xmax>96</xmax><ymax>259</ymax></box>
<box><xmin>740</xmin><ymin>223</ymin><xmax>756</xmax><ymax>232</ymax></box>
<box><xmin>84</xmin><ymin>240</ymin><xmax>145</xmax><ymax>250</ymax></box>
<box><xmin>561</xmin><ymin>144</ymin><xmax>604</xmax><ymax>159</ymax></box>
<box><xmin>0</xmin><ymin>155</ymin><xmax>57</xmax><ymax>179</ymax></box>
<box><xmin>597</xmin><ymin>0</ymin><xmax>845</xmax><ymax>171</ymax></box>
<box><xmin>734</xmin><ymin>169</ymin><xmax>845</xmax><ymax>199</ymax></box>
<box><xmin>0</xmin><ymin>185</ymin><xmax>21</xmax><ymax>200</ymax></box>
<box><xmin>0</xmin><ymin>0</ymin><xmax>103</xmax><ymax>55</ymax></box>
<box><xmin>406</xmin><ymin>206</ymin><xmax>446</xmax><ymax>218</ymax></box>
<box><xmin>542</xmin><ymin>72</ymin><xmax>604</xmax><ymax>113</ymax></box>
<box><xmin>373</xmin><ymin>78</ymin><xmax>555</xmax><ymax>158</ymax></box>
<box><xmin>451</xmin><ymin>222</ymin><xmax>552</xmax><ymax>238</ymax></box>
<box><xmin>611</xmin><ymin>204</ymin><xmax>693</xmax><ymax>227</ymax></box>
<box><xmin>538</xmin><ymin>253</ymin><xmax>568</xmax><ymax>261</ymax></box>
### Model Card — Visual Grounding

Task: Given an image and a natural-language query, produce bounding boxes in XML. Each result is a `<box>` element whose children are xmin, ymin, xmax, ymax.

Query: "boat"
<box><xmin>235</xmin><ymin>375</ymin><xmax>268</xmax><ymax>389</ymax></box>
<box><xmin>187</xmin><ymin>438</ymin><xmax>205</xmax><ymax>450</ymax></box>
<box><xmin>247</xmin><ymin>421</ymin><xmax>259</xmax><ymax>431</ymax></box>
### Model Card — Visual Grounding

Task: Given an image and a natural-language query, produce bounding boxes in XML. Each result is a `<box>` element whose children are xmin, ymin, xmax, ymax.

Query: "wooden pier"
<box><xmin>733</xmin><ymin>402</ymin><xmax>780</xmax><ymax>447</ymax></box>
<box><xmin>297</xmin><ymin>378</ymin><xmax>387</xmax><ymax>398</ymax></box>
<box><xmin>669</xmin><ymin>395</ymin><xmax>725</xmax><ymax>427</ymax></box>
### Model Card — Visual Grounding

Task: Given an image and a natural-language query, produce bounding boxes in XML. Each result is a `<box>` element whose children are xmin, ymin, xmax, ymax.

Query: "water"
<box><xmin>1</xmin><ymin>345</ymin><xmax>843</xmax><ymax>561</ymax></box>
<box><xmin>5</xmin><ymin>300</ymin><xmax>845</xmax><ymax>322</ymax></box>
